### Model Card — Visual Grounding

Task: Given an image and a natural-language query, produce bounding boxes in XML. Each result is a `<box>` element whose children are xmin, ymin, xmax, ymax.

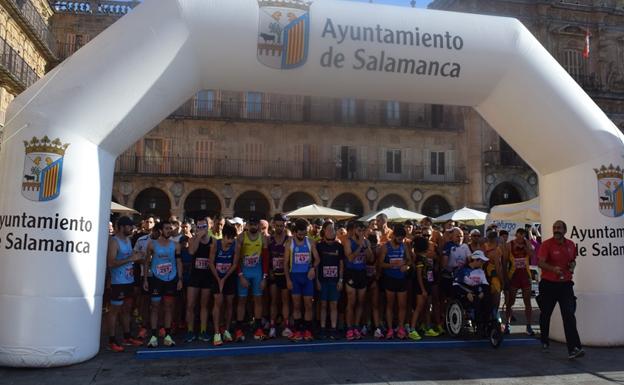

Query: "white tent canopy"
<box><xmin>488</xmin><ymin>198</ymin><xmax>540</xmax><ymax>223</ymax></box>
<box><xmin>110</xmin><ymin>202</ymin><xmax>138</xmax><ymax>215</ymax></box>
<box><xmin>359</xmin><ymin>206</ymin><xmax>426</xmax><ymax>223</ymax></box>
<box><xmin>434</xmin><ymin>207</ymin><xmax>489</xmax><ymax>226</ymax></box>
<box><xmin>286</xmin><ymin>204</ymin><xmax>356</xmax><ymax>221</ymax></box>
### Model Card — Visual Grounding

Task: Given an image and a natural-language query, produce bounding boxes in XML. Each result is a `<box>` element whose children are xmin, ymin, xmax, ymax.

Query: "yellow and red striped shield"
<box><xmin>39</xmin><ymin>158</ymin><xmax>64</xmax><ymax>201</ymax></box>
<box><xmin>281</xmin><ymin>13</ymin><xmax>309</xmax><ymax>69</ymax></box>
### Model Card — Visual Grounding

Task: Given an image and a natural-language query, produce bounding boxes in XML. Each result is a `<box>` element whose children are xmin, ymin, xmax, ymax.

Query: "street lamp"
<box><xmin>200</xmin><ymin>199</ymin><xmax>207</xmax><ymax>210</ymax></box>
<box><xmin>250</xmin><ymin>200</ymin><xmax>256</xmax><ymax>212</ymax></box>
<box><xmin>149</xmin><ymin>199</ymin><xmax>156</xmax><ymax>210</ymax></box>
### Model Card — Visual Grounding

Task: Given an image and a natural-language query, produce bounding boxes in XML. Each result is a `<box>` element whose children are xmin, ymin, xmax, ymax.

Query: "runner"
<box><xmin>212</xmin><ymin>215</ymin><xmax>225</xmax><ymax>240</ymax></box>
<box><xmin>106</xmin><ymin>217</ymin><xmax>144</xmax><ymax>352</ymax></box>
<box><xmin>366</xmin><ymin>231</ymin><xmax>384</xmax><ymax>339</ymax></box>
<box><xmin>308</xmin><ymin>218</ymin><xmax>323</xmax><ymax>242</ymax></box>
<box><xmin>316</xmin><ymin>222</ymin><xmax>344</xmax><ymax>339</ymax></box>
<box><xmin>376</xmin><ymin>214</ymin><xmax>393</xmax><ymax>245</ymax></box>
<box><xmin>184</xmin><ymin>219</ymin><xmax>213</xmax><ymax>343</ymax></box>
<box><xmin>284</xmin><ymin>218</ymin><xmax>320</xmax><ymax>341</ymax></box>
<box><xmin>409</xmin><ymin>236</ymin><xmax>440</xmax><ymax>340</ymax></box>
<box><xmin>343</xmin><ymin>221</ymin><xmax>374</xmax><ymax>340</ymax></box>
<box><xmin>208</xmin><ymin>224</ymin><xmax>239</xmax><ymax>346</ymax></box>
<box><xmin>378</xmin><ymin>225</ymin><xmax>410</xmax><ymax>339</ymax></box>
<box><xmin>505</xmin><ymin>228</ymin><xmax>535</xmax><ymax>335</ymax></box>
<box><xmin>143</xmin><ymin>221</ymin><xmax>183</xmax><ymax>348</ymax></box>
<box><xmin>234</xmin><ymin>214</ymin><xmax>269</xmax><ymax>342</ymax></box>
<box><xmin>483</xmin><ymin>229</ymin><xmax>505</xmax><ymax>323</ymax></box>
<box><xmin>132</xmin><ymin>224</ymin><xmax>159</xmax><ymax>340</ymax></box>
<box><xmin>420</xmin><ymin>226</ymin><xmax>444</xmax><ymax>335</ymax></box>
<box><xmin>267</xmin><ymin>214</ymin><xmax>291</xmax><ymax>339</ymax></box>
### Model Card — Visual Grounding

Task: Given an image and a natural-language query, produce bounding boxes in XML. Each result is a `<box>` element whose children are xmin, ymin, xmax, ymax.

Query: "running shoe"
<box><xmin>290</xmin><ymin>331</ymin><xmax>303</xmax><ymax>342</ymax></box>
<box><xmin>385</xmin><ymin>328</ymin><xmax>394</xmax><ymax>340</ymax></box>
<box><xmin>303</xmin><ymin>330</ymin><xmax>314</xmax><ymax>341</ymax></box>
<box><xmin>184</xmin><ymin>332</ymin><xmax>196</xmax><ymax>343</ymax></box>
<box><xmin>269</xmin><ymin>326</ymin><xmax>277</xmax><ymax>339</ymax></box>
<box><xmin>374</xmin><ymin>327</ymin><xmax>384</xmax><ymax>339</ymax></box>
<box><xmin>353</xmin><ymin>328</ymin><xmax>362</xmax><ymax>340</ymax></box>
<box><xmin>198</xmin><ymin>331</ymin><xmax>211</xmax><ymax>342</ymax></box>
<box><xmin>360</xmin><ymin>325</ymin><xmax>369</xmax><ymax>337</ymax></box>
<box><xmin>526</xmin><ymin>325</ymin><xmax>536</xmax><ymax>336</ymax></box>
<box><xmin>396</xmin><ymin>327</ymin><xmax>407</xmax><ymax>340</ymax></box>
<box><xmin>424</xmin><ymin>328</ymin><xmax>441</xmax><ymax>337</ymax></box>
<box><xmin>435</xmin><ymin>325</ymin><xmax>446</xmax><ymax>335</ymax></box>
<box><xmin>346</xmin><ymin>329</ymin><xmax>355</xmax><ymax>341</ymax></box>
<box><xmin>282</xmin><ymin>327</ymin><xmax>293</xmax><ymax>338</ymax></box>
<box><xmin>254</xmin><ymin>328</ymin><xmax>267</xmax><ymax>341</ymax></box>
<box><xmin>329</xmin><ymin>328</ymin><xmax>338</xmax><ymax>340</ymax></box>
<box><xmin>137</xmin><ymin>327</ymin><xmax>148</xmax><ymax>339</ymax></box>
<box><xmin>234</xmin><ymin>329</ymin><xmax>245</xmax><ymax>342</ymax></box>
<box><xmin>163</xmin><ymin>334</ymin><xmax>176</xmax><ymax>347</ymax></box>
<box><xmin>408</xmin><ymin>330</ymin><xmax>422</xmax><ymax>341</ymax></box>
<box><xmin>504</xmin><ymin>324</ymin><xmax>511</xmax><ymax>335</ymax></box>
<box><xmin>108</xmin><ymin>342</ymin><xmax>125</xmax><ymax>352</ymax></box>
<box><xmin>223</xmin><ymin>330</ymin><xmax>233</xmax><ymax>342</ymax></box>
<box><xmin>213</xmin><ymin>333</ymin><xmax>223</xmax><ymax>346</ymax></box>
<box><xmin>568</xmin><ymin>347</ymin><xmax>585</xmax><ymax>360</ymax></box>
<box><xmin>147</xmin><ymin>335</ymin><xmax>158</xmax><ymax>348</ymax></box>
<box><xmin>158</xmin><ymin>328</ymin><xmax>166</xmax><ymax>338</ymax></box>
<box><xmin>122</xmin><ymin>337</ymin><xmax>143</xmax><ymax>346</ymax></box>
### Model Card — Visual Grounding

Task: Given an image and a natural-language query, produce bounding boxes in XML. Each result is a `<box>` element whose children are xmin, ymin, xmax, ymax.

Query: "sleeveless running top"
<box><xmin>241</xmin><ymin>232</ymin><xmax>263</xmax><ymax>273</ymax></box>
<box><xmin>346</xmin><ymin>238</ymin><xmax>367</xmax><ymax>271</ymax></box>
<box><xmin>384</xmin><ymin>242</ymin><xmax>406</xmax><ymax>279</ymax></box>
<box><xmin>215</xmin><ymin>239</ymin><xmax>235</xmax><ymax>278</ymax></box>
<box><xmin>269</xmin><ymin>235</ymin><xmax>287</xmax><ymax>276</ymax></box>
<box><xmin>151</xmin><ymin>240</ymin><xmax>177</xmax><ymax>282</ymax></box>
<box><xmin>111</xmin><ymin>236</ymin><xmax>134</xmax><ymax>285</ymax></box>
<box><xmin>509</xmin><ymin>239</ymin><xmax>530</xmax><ymax>277</ymax></box>
<box><xmin>193</xmin><ymin>238</ymin><xmax>212</xmax><ymax>271</ymax></box>
<box><xmin>290</xmin><ymin>237</ymin><xmax>312</xmax><ymax>274</ymax></box>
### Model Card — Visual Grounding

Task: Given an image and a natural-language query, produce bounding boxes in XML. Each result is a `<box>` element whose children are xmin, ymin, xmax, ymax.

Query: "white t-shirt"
<box><xmin>444</xmin><ymin>242</ymin><xmax>471</xmax><ymax>271</ymax></box>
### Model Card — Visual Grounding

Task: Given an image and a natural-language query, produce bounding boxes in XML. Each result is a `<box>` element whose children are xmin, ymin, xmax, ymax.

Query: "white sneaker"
<box><xmin>147</xmin><ymin>335</ymin><xmax>158</xmax><ymax>348</ymax></box>
<box><xmin>163</xmin><ymin>334</ymin><xmax>176</xmax><ymax>347</ymax></box>
<box><xmin>374</xmin><ymin>328</ymin><xmax>384</xmax><ymax>339</ymax></box>
<box><xmin>269</xmin><ymin>327</ymin><xmax>277</xmax><ymax>339</ymax></box>
<box><xmin>282</xmin><ymin>327</ymin><xmax>293</xmax><ymax>338</ymax></box>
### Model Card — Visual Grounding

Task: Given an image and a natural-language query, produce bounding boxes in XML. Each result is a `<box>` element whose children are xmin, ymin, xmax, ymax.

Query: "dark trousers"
<box><xmin>537</xmin><ymin>280</ymin><xmax>582</xmax><ymax>353</ymax></box>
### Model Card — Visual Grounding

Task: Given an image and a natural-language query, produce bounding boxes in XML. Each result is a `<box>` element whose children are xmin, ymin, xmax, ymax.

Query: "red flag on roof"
<box><xmin>583</xmin><ymin>29</ymin><xmax>591</xmax><ymax>59</ymax></box>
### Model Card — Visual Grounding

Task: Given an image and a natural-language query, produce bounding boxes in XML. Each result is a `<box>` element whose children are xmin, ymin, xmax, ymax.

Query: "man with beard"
<box><xmin>106</xmin><ymin>217</ymin><xmax>145</xmax><ymax>352</ymax></box>
<box><xmin>268</xmin><ymin>214</ymin><xmax>291</xmax><ymax>338</ymax></box>
<box><xmin>234</xmin><ymin>214</ymin><xmax>270</xmax><ymax>341</ymax></box>
<box><xmin>284</xmin><ymin>218</ymin><xmax>320</xmax><ymax>341</ymax></box>
<box><xmin>144</xmin><ymin>221</ymin><xmax>183</xmax><ymax>348</ymax></box>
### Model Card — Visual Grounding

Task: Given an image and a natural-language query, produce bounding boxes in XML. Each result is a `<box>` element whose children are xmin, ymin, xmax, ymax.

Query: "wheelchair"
<box><xmin>445</xmin><ymin>288</ymin><xmax>504</xmax><ymax>348</ymax></box>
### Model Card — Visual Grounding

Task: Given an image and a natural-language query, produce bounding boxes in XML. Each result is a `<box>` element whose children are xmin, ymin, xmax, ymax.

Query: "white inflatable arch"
<box><xmin>0</xmin><ymin>0</ymin><xmax>623</xmax><ymax>367</ymax></box>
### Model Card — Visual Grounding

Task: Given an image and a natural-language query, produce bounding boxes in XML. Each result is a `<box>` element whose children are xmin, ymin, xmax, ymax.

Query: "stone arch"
<box><xmin>282</xmin><ymin>191</ymin><xmax>318</xmax><ymax>213</ymax></box>
<box><xmin>331</xmin><ymin>192</ymin><xmax>364</xmax><ymax>217</ymax></box>
<box><xmin>233</xmin><ymin>190</ymin><xmax>271</xmax><ymax>220</ymax></box>
<box><xmin>420</xmin><ymin>194</ymin><xmax>452</xmax><ymax>218</ymax></box>
<box><xmin>132</xmin><ymin>187</ymin><xmax>172</xmax><ymax>220</ymax></box>
<box><xmin>377</xmin><ymin>193</ymin><xmax>408</xmax><ymax>210</ymax></box>
<box><xmin>183</xmin><ymin>188</ymin><xmax>222</xmax><ymax>220</ymax></box>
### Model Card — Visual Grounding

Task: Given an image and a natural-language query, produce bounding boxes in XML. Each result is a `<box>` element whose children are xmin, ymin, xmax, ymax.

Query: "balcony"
<box><xmin>484</xmin><ymin>150</ymin><xmax>530</xmax><ymax>169</ymax></box>
<box><xmin>115</xmin><ymin>155</ymin><xmax>466</xmax><ymax>184</ymax></box>
<box><xmin>573</xmin><ymin>73</ymin><xmax>603</xmax><ymax>92</ymax></box>
<box><xmin>0</xmin><ymin>36</ymin><xmax>39</xmax><ymax>93</ymax></box>
<box><xmin>2</xmin><ymin>0</ymin><xmax>57</xmax><ymax>60</ymax></box>
<box><xmin>51</xmin><ymin>1</ymin><xmax>139</xmax><ymax>15</ymax></box>
<box><xmin>170</xmin><ymin>99</ymin><xmax>461</xmax><ymax>130</ymax></box>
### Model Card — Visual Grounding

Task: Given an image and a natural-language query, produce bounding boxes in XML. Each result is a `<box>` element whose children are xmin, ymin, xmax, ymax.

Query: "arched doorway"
<box><xmin>377</xmin><ymin>194</ymin><xmax>408</xmax><ymax>210</ymax></box>
<box><xmin>489</xmin><ymin>182</ymin><xmax>523</xmax><ymax>208</ymax></box>
<box><xmin>282</xmin><ymin>192</ymin><xmax>316</xmax><ymax>213</ymax></box>
<box><xmin>184</xmin><ymin>189</ymin><xmax>221</xmax><ymax>221</ymax></box>
<box><xmin>331</xmin><ymin>193</ymin><xmax>364</xmax><ymax>217</ymax></box>
<box><xmin>133</xmin><ymin>188</ymin><xmax>171</xmax><ymax>220</ymax></box>
<box><xmin>233</xmin><ymin>191</ymin><xmax>270</xmax><ymax>220</ymax></box>
<box><xmin>421</xmin><ymin>195</ymin><xmax>452</xmax><ymax>218</ymax></box>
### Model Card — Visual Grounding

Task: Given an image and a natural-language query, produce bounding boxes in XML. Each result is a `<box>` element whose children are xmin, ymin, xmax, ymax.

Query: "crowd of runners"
<box><xmin>104</xmin><ymin>211</ymin><xmax>553</xmax><ymax>353</ymax></box>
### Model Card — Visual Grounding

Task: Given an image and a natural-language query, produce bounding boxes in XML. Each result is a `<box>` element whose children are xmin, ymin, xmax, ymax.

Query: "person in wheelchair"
<box><xmin>452</xmin><ymin>250</ymin><xmax>492</xmax><ymax>334</ymax></box>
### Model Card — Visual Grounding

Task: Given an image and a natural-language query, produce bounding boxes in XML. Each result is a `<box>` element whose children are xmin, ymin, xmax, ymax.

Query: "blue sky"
<box><xmin>343</xmin><ymin>0</ymin><xmax>433</xmax><ymax>7</ymax></box>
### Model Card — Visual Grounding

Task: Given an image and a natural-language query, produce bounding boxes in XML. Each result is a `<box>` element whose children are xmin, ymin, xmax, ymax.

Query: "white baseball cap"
<box><xmin>228</xmin><ymin>217</ymin><xmax>244</xmax><ymax>225</ymax></box>
<box><xmin>471</xmin><ymin>250</ymin><xmax>489</xmax><ymax>262</ymax></box>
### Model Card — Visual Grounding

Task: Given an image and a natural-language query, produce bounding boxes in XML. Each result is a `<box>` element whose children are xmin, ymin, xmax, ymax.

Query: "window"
<box><xmin>195</xmin><ymin>90</ymin><xmax>214</xmax><ymax>114</ymax></box>
<box><xmin>562</xmin><ymin>49</ymin><xmax>586</xmax><ymax>80</ymax></box>
<box><xmin>144</xmin><ymin>138</ymin><xmax>163</xmax><ymax>158</ymax></box>
<box><xmin>246</xmin><ymin>92</ymin><xmax>263</xmax><ymax>113</ymax></box>
<box><xmin>432</xmin><ymin>104</ymin><xmax>444</xmax><ymax>129</ymax></box>
<box><xmin>386</xmin><ymin>101</ymin><xmax>400</xmax><ymax>123</ymax></box>
<box><xmin>341</xmin><ymin>98</ymin><xmax>356</xmax><ymax>123</ymax></box>
<box><xmin>386</xmin><ymin>149</ymin><xmax>402</xmax><ymax>174</ymax></box>
<box><xmin>430</xmin><ymin>151</ymin><xmax>445</xmax><ymax>175</ymax></box>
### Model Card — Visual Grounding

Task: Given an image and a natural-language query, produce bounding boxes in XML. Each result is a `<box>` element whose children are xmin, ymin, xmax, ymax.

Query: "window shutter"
<box><xmin>402</xmin><ymin>148</ymin><xmax>410</xmax><ymax>177</ymax></box>
<box><xmin>380</xmin><ymin>147</ymin><xmax>387</xmax><ymax>179</ymax></box>
<box><xmin>423</xmin><ymin>149</ymin><xmax>431</xmax><ymax>179</ymax></box>
<box><xmin>446</xmin><ymin>150</ymin><xmax>455</xmax><ymax>181</ymax></box>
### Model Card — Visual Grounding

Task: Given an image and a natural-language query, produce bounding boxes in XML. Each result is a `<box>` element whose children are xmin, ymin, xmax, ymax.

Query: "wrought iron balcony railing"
<box><xmin>483</xmin><ymin>150</ymin><xmax>530</xmax><ymax>169</ymax></box>
<box><xmin>0</xmin><ymin>36</ymin><xmax>40</xmax><ymax>93</ymax></box>
<box><xmin>3</xmin><ymin>0</ymin><xmax>57</xmax><ymax>59</ymax></box>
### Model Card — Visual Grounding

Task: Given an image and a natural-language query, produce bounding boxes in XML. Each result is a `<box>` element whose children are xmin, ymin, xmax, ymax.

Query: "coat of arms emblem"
<box><xmin>257</xmin><ymin>0</ymin><xmax>312</xmax><ymax>70</ymax></box>
<box><xmin>594</xmin><ymin>164</ymin><xmax>624</xmax><ymax>218</ymax></box>
<box><xmin>21</xmin><ymin>136</ymin><xmax>70</xmax><ymax>202</ymax></box>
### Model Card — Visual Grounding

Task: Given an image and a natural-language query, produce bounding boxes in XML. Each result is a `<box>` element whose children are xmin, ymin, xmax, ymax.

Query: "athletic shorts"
<box><xmin>383</xmin><ymin>276</ymin><xmax>407</xmax><ymax>293</ymax></box>
<box><xmin>320</xmin><ymin>281</ymin><xmax>339</xmax><ymax>302</ymax></box>
<box><xmin>344</xmin><ymin>269</ymin><xmax>367</xmax><ymax>290</ymax></box>
<box><xmin>211</xmin><ymin>275</ymin><xmax>237</xmax><ymax>296</ymax></box>
<box><xmin>110</xmin><ymin>283</ymin><xmax>134</xmax><ymax>305</ymax></box>
<box><xmin>238</xmin><ymin>269</ymin><xmax>263</xmax><ymax>297</ymax></box>
<box><xmin>269</xmin><ymin>274</ymin><xmax>287</xmax><ymax>290</ymax></box>
<box><xmin>149</xmin><ymin>277</ymin><xmax>179</xmax><ymax>300</ymax></box>
<box><xmin>440</xmin><ymin>272</ymin><xmax>454</xmax><ymax>298</ymax></box>
<box><xmin>510</xmin><ymin>270</ymin><xmax>531</xmax><ymax>290</ymax></box>
<box><xmin>290</xmin><ymin>272</ymin><xmax>314</xmax><ymax>297</ymax></box>
<box><xmin>413</xmin><ymin>279</ymin><xmax>432</xmax><ymax>296</ymax></box>
<box><xmin>188</xmin><ymin>269</ymin><xmax>213</xmax><ymax>289</ymax></box>
<box><xmin>133</xmin><ymin>263</ymin><xmax>142</xmax><ymax>286</ymax></box>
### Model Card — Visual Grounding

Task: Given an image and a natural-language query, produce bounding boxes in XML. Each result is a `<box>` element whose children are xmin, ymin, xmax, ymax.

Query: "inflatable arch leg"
<box><xmin>0</xmin><ymin>0</ymin><xmax>622</xmax><ymax>367</ymax></box>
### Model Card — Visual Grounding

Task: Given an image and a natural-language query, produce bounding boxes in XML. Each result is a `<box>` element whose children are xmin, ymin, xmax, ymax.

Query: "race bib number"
<box><xmin>515</xmin><ymin>258</ymin><xmax>527</xmax><ymax>269</ymax></box>
<box><xmin>389</xmin><ymin>257</ymin><xmax>403</xmax><ymax>267</ymax></box>
<box><xmin>272</xmin><ymin>257</ymin><xmax>284</xmax><ymax>271</ymax></box>
<box><xmin>156</xmin><ymin>263</ymin><xmax>172</xmax><ymax>275</ymax></box>
<box><xmin>216</xmin><ymin>262</ymin><xmax>231</xmax><ymax>274</ymax></box>
<box><xmin>125</xmin><ymin>266</ymin><xmax>134</xmax><ymax>279</ymax></box>
<box><xmin>427</xmin><ymin>270</ymin><xmax>434</xmax><ymax>282</ymax></box>
<box><xmin>244</xmin><ymin>254</ymin><xmax>259</xmax><ymax>268</ymax></box>
<box><xmin>354</xmin><ymin>253</ymin><xmax>365</xmax><ymax>264</ymax></box>
<box><xmin>294</xmin><ymin>252</ymin><xmax>310</xmax><ymax>265</ymax></box>
<box><xmin>323</xmin><ymin>266</ymin><xmax>338</xmax><ymax>278</ymax></box>
<box><xmin>195</xmin><ymin>258</ymin><xmax>209</xmax><ymax>269</ymax></box>
<box><xmin>366</xmin><ymin>265</ymin><xmax>376</xmax><ymax>277</ymax></box>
